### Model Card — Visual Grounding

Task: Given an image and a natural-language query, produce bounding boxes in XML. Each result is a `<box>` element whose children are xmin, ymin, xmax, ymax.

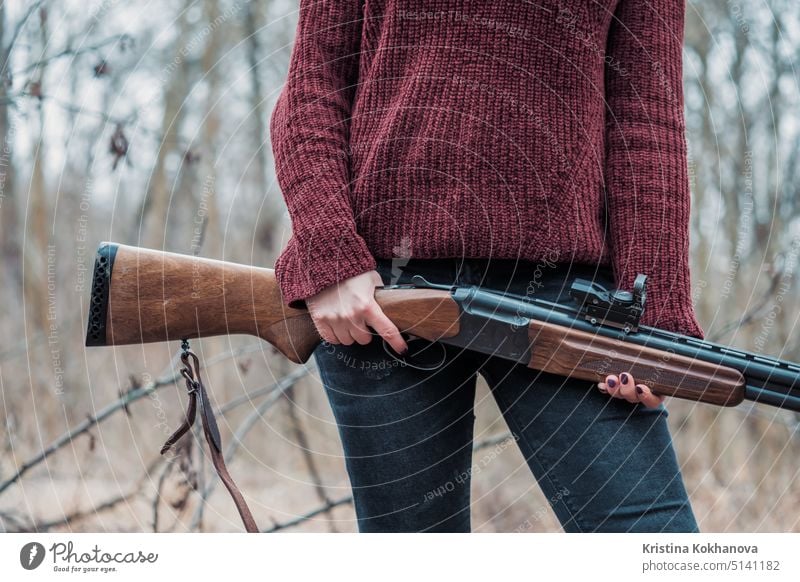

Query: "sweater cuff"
<box><xmin>640</xmin><ymin>303</ymin><xmax>705</xmax><ymax>339</ymax></box>
<box><xmin>274</xmin><ymin>226</ymin><xmax>377</xmax><ymax>310</ymax></box>
<box><xmin>636</xmin><ymin>284</ymin><xmax>705</xmax><ymax>339</ymax></box>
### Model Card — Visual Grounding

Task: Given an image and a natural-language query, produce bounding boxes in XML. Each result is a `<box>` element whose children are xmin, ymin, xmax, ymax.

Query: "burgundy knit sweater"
<box><xmin>270</xmin><ymin>0</ymin><xmax>705</xmax><ymax>339</ymax></box>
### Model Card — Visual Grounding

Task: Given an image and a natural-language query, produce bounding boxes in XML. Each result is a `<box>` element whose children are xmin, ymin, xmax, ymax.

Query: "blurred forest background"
<box><xmin>1</xmin><ymin>0</ymin><xmax>799</xmax><ymax>532</ymax></box>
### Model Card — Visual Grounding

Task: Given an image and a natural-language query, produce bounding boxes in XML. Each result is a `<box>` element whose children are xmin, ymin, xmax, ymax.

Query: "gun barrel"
<box><xmin>744</xmin><ymin>385</ymin><xmax>800</xmax><ymax>410</ymax></box>
<box><xmin>455</xmin><ymin>287</ymin><xmax>800</xmax><ymax>412</ymax></box>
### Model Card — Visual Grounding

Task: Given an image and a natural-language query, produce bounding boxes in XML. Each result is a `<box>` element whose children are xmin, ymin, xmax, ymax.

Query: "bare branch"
<box><xmin>708</xmin><ymin>262</ymin><xmax>785</xmax><ymax>342</ymax></box>
<box><xmin>11</xmin><ymin>453</ymin><xmax>168</xmax><ymax>532</ymax></box>
<box><xmin>263</xmin><ymin>496</ymin><xmax>353</xmax><ymax>533</ymax></box>
<box><xmin>0</xmin><ymin>342</ymin><xmax>266</xmax><ymax>497</ymax></box>
<box><xmin>6</xmin><ymin>0</ymin><xmax>48</xmax><ymax>55</ymax></box>
<box><xmin>0</xmin><ymin>352</ymin><xmax>183</xmax><ymax>496</ymax></box>
<box><xmin>12</xmin><ymin>34</ymin><xmax>131</xmax><ymax>76</ymax></box>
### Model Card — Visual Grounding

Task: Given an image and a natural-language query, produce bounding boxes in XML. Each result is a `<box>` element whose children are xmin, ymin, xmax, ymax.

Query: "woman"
<box><xmin>270</xmin><ymin>0</ymin><xmax>704</xmax><ymax>532</ymax></box>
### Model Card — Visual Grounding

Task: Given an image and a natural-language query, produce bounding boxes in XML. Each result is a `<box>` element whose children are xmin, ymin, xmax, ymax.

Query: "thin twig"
<box><xmin>0</xmin><ymin>91</ymin><xmax>190</xmax><ymax>151</ymax></box>
<box><xmin>31</xmin><ymin>488</ymin><xmax>138</xmax><ymax>533</ymax></box>
<box><xmin>152</xmin><ymin>458</ymin><xmax>173</xmax><ymax>533</ymax></box>
<box><xmin>6</xmin><ymin>0</ymin><xmax>48</xmax><ymax>55</ymax></box>
<box><xmin>216</xmin><ymin>370</ymin><xmax>302</xmax><ymax>415</ymax></box>
<box><xmin>12</xmin><ymin>34</ymin><xmax>131</xmax><ymax>76</ymax></box>
<box><xmin>0</xmin><ymin>509</ymin><xmax>30</xmax><ymax>532</ymax></box>
<box><xmin>16</xmin><ymin>453</ymin><xmax>168</xmax><ymax>532</ymax></box>
<box><xmin>263</xmin><ymin>496</ymin><xmax>353</xmax><ymax>533</ymax></box>
<box><xmin>708</xmin><ymin>264</ymin><xmax>785</xmax><ymax>342</ymax></box>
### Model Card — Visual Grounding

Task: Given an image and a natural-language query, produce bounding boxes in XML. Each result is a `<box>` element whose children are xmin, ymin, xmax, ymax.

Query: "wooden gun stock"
<box><xmin>85</xmin><ymin>242</ymin><xmax>460</xmax><ymax>363</ymax></box>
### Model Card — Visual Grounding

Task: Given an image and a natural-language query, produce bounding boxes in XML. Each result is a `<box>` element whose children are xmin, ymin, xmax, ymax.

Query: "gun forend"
<box><xmin>528</xmin><ymin>319</ymin><xmax>746</xmax><ymax>407</ymax></box>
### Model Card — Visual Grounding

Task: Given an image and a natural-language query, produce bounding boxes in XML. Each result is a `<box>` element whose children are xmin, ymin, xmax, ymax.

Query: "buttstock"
<box><xmin>85</xmin><ymin>242</ymin><xmax>462</xmax><ymax>364</ymax></box>
<box><xmin>85</xmin><ymin>242</ymin><xmax>319</xmax><ymax>364</ymax></box>
<box><xmin>528</xmin><ymin>320</ymin><xmax>745</xmax><ymax>406</ymax></box>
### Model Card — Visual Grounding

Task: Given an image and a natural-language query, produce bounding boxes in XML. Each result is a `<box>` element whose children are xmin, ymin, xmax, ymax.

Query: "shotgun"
<box><xmin>84</xmin><ymin>241</ymin><xmax>800</xmax><ymax>530</ymax></box>
<box><xmin>86</xmin><ymin>241</ymin><xmax>800</xmax><ymax>411</ymax></box>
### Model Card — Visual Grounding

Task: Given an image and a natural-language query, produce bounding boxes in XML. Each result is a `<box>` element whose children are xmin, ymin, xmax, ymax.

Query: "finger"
<box><xmin>635</xmin><ymin>384</ymin><xmax>666</xmax><ymax>408</ymax></box>
<box><xmin>618</xmin><ymin>371</ymin><xmax>639</xmax><ymax>403</ymax></box>
<box><xmin>596</xmin><ymin>382</ymin><xmax>608</xmax><ymax>394</ymax></box>
<box><xmin>365</xmin><ymin>304</ymin><xmax>408</xmax><ymax>354</ymax></box>
<box><xmin>348</xmin><ymin>317</ymin><xmax>374</xmax><ymax>345</ymax></box>
<box><xmin>329</xmin><ymin>321</ymin><xmax>357</xmax><ymax>346</ymax></box>
<box><xmin>604</xmin><ymin>374</ymin><xmax>621</xmax><ymax>397</ymax></box>
<box><xmin>314</xmin><ymin>320</ymin><xmax>338</xmax><ymax>345</ymax></box>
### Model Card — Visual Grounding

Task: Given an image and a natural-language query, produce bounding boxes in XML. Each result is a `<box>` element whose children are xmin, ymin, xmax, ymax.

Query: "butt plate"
<box><xmin>85</xmin><ymin>242</ymin><xmax>119</xmax><ymax>347</ymax></box>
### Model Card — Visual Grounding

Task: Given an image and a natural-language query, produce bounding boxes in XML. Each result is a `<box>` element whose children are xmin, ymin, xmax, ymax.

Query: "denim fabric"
<box><xmin>313</xmin><ymin>257</ymin><xmax>699</xmax><ymax>533</ymax></box>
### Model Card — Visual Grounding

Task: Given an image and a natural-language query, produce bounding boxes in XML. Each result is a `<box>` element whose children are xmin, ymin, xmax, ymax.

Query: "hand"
<box><xmin>305</xmin><ymin>270</ymin><xmax>409</xmax><ymax>355</ymax></box>
<box><xmin>597</xmin><ymin>372</ymin><xmax>665</xmax><ymax>408</ymax></box>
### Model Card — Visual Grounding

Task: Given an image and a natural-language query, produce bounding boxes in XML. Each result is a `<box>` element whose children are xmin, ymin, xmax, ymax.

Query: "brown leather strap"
<box><xmin>161</xmin><ymin>343</ymin><xmax>259</xmax><ymax>533</ymax></box>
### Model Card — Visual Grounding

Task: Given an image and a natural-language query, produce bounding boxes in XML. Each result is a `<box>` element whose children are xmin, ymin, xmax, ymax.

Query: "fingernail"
<box><xmin>607</xmin><ymin>379</ymin><xmax>616</xmax><ymax>388</ymax></box>
<box><xmin>621</xmin><ymin>373</ymin><xmax>629</xmax><ymax>385</ymax></box>
<box><xmin>636</xmin><ymin>386</ymin><xmax>644</xmax><ymax>395</ymax></box>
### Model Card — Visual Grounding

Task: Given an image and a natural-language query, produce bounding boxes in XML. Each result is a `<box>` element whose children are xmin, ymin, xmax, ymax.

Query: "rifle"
<box><xmin>84</xmin><ymin>242</ymin><xmax>800</xmax><ymax>530</ymax></box>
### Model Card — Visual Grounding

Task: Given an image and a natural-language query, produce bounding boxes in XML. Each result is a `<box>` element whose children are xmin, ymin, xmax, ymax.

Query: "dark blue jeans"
<box><xmin>314</xmin><ymin>257</ymin><xmax>699</xmax><ymax>532</ymax></box>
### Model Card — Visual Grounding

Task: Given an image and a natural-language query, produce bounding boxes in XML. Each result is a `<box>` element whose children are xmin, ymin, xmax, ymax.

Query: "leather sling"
<box><xmin>159</xmin><ymin>340</ymin><xmax>259</xmax><ymax>532</ymax></box>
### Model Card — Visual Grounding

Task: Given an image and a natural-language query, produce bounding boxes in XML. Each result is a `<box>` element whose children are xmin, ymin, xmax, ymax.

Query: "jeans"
<box><xmin>313</xmin><ymin>257</ymin><xmax>699</xmax><ymax>533</ymax></box>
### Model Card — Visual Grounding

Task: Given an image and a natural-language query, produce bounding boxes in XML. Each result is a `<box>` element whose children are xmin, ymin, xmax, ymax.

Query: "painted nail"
<box><xmin>621</xmin><ymin>373</ymin><xmax>629</xmax><ymax>385</ymax></box>
<box><xmin>607</xmin><ymin>378</ymin><xmax>616</xmax><ymax>388</ymax></box>
<box><xmin>636</xmin><ymin>386</ymin><xmax>644</xmax><ymax>395</ymax></box>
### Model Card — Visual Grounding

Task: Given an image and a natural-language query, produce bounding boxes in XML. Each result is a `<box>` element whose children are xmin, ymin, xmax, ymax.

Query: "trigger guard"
<box><xmin>381</xmin><ymin>334</ymin><xmax>447</xmax><ymax>371</ymax></box>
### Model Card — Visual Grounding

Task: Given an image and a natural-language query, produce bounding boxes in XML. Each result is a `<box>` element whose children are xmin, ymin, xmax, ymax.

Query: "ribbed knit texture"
<box><xmin>270</xmin><ymin>0</ymin><xmax>705</xmax><ymax>339</ymax></box>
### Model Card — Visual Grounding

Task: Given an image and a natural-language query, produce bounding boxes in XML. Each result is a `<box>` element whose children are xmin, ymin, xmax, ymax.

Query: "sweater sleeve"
<box><xmin>603</xmin><ymin>0</ymin><xmax>705</xmax><ymax>339</ymax></box>
<box><xmin>270</xmin><ymin>0</ymin><xmax>375</xmax><ymax>309</ymax></box>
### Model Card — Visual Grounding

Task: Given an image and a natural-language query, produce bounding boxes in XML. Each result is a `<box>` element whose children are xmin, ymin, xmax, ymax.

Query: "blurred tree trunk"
<box><xmin>197</xmin><ymin>0</ymin><xmax>223</xmax><ymax>258</ymax></box>
<box><xmin>758</xmin><ymin>19</ymin><xmax>782</xmax><ymax>262</ymax></box>
<box><xmin>0</xmin><ymin>2</ymin><xmax>21</xmax><ymax>297</ymax></box>
<box><xmin>24</xmin><ymin>7</ymin><xmax>51</xmax><ymax>335</ymax></box>
<box><xmin>726</xmin><ymin>13</ymin><xmax>746</xmax><ymax>262</ymax></box>
<box><xmin>685</xmin><ymin>9</ymin><xmax>714</xmax><ymax>326</ymax></box>
<box><xmin>245</xmin><ymin>1</ymin><xmax>283</xmax><ymax>258</ymax></box>
<box><xmin>139</xmin><ymin>11</ymin><xmax>191</xmax><ymax>250</ymax></box>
